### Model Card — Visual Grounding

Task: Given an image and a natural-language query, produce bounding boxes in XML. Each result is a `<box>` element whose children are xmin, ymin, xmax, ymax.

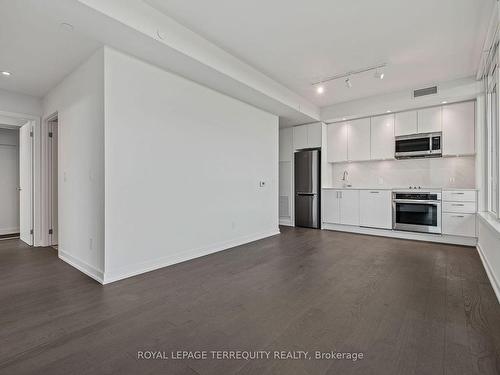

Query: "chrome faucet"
<box><xmin>342</xmin><ymin>170</ymin><xmax>349</xmax><ymax>181</ymax></box>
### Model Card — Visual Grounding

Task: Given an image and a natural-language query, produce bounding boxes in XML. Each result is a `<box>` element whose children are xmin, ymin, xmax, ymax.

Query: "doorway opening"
<box><xmin>0</xmin><ymin>126</ymin><xmax>20</xmax><ymax>239</ymax></box>
<box><xmin>47</xmin><ymin>115</ymin><xmax>58</xmax><ymax>249</ymax></box>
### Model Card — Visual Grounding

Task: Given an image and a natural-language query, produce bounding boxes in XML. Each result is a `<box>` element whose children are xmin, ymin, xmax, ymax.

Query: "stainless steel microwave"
<box><xmin>395</xmin><ymin>132</ymin><xmax>442</xmax><ymax>159</ymax></box>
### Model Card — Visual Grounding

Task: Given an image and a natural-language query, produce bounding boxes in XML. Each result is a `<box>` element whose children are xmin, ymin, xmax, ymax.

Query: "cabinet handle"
<box><xmin>452</xmin><ymin>215</ymin><xmax>465</xmax><ymax>218</ymax></box>
<box><xmin>452</xmin><ymin>192</ymin><xmax>465</xmax><ymax>195</ymax></box>
<box><xmin>370</xmin><ymin>191</ymin><xmax>380</xmax><ymax>194</ymax></box>
<box><xmin>451</xmin><ymin>204</ymin><xmax>464</xmax><ymax>206</ymax></box>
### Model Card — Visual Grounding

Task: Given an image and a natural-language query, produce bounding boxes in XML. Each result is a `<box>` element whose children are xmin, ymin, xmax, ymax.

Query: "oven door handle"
<box><xmin>393</xmin><ymin>199</ymin><xmax>440</xmax><ymax>205</ymax></box>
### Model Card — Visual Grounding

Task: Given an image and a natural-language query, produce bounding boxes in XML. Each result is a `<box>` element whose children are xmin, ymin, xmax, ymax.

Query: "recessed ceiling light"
<box><xmin>342</xmin><ymin>117</ymin><xmax>346</xmax><ymax>120</ymax></box>
<box><xmin>1</xmin><ymin>71</ymin><xmax>11</xmax><ymax>76</ymax></box>
<box><xmin>59</xmin><ymin>22</ymin><xmax>74</xmax><ymax>32</ymax></box>
<box><xmin>316</xmin><ymin>85</ymin><xmax>324</xmax><ymax>94</ymax></box>
<box><xmin>386</xmin><ymin>110</ymin><xmax>391</xmax><ymax>113</ymax></box>
<box><xmin>442</xmin><ymin>101</ymin><xmax>447</xmax><ymax>104</ymax></box>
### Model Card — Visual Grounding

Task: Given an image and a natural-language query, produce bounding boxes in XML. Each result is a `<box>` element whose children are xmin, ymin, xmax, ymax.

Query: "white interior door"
<box><xmin>19</xmin><ymin>121</ymin><xmax>33</xmax><ymax>245</ymax></box>
<box><xmin>49</xmin><ymin>120</ymin><xmax>58</xmax><ymax>245</ymax></box>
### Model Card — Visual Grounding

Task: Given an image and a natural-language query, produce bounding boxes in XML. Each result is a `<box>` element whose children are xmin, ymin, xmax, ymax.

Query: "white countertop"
<box><xmin>322</xmin><ymin>186</ymin><xmax>478</xmax><ymax>191</ymax></box>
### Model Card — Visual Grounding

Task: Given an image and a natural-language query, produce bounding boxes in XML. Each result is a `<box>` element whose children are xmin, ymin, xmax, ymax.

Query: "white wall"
<box><xmin>328</xmin><ymin>156</ymin><xmax>476</xmax><ymax>189</ymax></box>
<box><xmin>42</xmin><ymin>49</ymin><xmax>105</xmax><ymax>282</ymax></box>
<box><xmin>103</xmin><ymin>47</ymin><xmax>279</xmax><ymax>283</ymax></box>
<box><xmin>0</xmin><ymin>129</ymin><xmax>19</xmax><ymax>235</ymax></box>
<box><xmin>477</xmin><ymin>216</ymin><xmax>500</xmax><ymax>302</ymax></box>
<box><xmin>0</xmin><ymin>88</ymin><xmax>41</xmax><ymax>116</ymax></box>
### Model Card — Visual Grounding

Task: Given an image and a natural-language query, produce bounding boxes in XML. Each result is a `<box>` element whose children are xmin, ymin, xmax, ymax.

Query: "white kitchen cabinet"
<box><xmin>322</xmin><ymin>190</ymin><xmax>341</xmax><ymax>224</ymax></box>
<box><xmin>307</xmin><ymin>123</ymin><xmax>322</xmax><ymax>148</ymax></box>
<box><xmin>338</xmin><ymin>190</ymin><xmax>360</xmax><ymax>226</ymax></box>
<box><xmin>359</xmin><ymin>190</ymin><xmax>392</xmax><ymax>229</ymax></box>
<box><xmin>442</xmin><ymin>190</ymin><xmax>476</xmax><ymax>202</ymax></box>
<box><xmin>293</xmin><ymin>123</ymin><xmax>322</xmax><ymax>150</ymax></box>
<box><xmin>395</xmin><ymin>111</ymin><xmax>418</xmax><ymax>136</ymax></box>
<box><xmin>417</xmin><ymin>106</ymin><xmax>442</xmax><ymax>133</ymax></box>
<box><xmin>370</xmin><ymin>114</ymin><xmax>395</xmax><ymax>160</ymax></box>
<box><xmin>442</xmin><ymin>213</ymin><xmax>476</xmax><ymax>237</ymax></box>
<box><xmin>293</xmin><ymin>125</ymin><xmax>308</xmax><ymax>150</ymax></box>
<box><xmin>327</xmin><ymin>122</ymin><xmax>348</xmax><ymax>162</ymax></box>
<box><xmin>442</xmin><ymin>101</ymin><xmax>475</xmax><ymax>156</ymax></box>
<box><xmin>442</xmin><ymin>189</ymin><xmax>477</xmax><ymax>237</ymax></box>
<box><xmin>322</xmin><ymin>189</ymin><xmax>359</xmax><ymax>225</ymax></box>
<box><xmin>348</xmin><ymin>118</ymin><xmax>371</xmax><ymax>161</ymax></box>
<box><xmin>279</xmin><ymin>127</ymin><xmax>293</xmax><ymax>162</ymax></box>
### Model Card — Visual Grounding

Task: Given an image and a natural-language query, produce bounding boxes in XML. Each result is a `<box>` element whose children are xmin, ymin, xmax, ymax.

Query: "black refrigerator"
<box><xmin>294</xmin><ymin>149</ymin><xmax>320</xmax><ymax>228</ymax></box>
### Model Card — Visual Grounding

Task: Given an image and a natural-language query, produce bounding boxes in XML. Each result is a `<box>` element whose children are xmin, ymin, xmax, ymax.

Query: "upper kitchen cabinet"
<box><xmin>307</xmin><ymin>123</ymin><xmax>322</xmax><ymax>148</ymax></box>
<box><xmin>293</xmin><ymin>123</ymin><xmax>322</xmax><ymax>150</ymax></box>
<box><xmin>327</xmin><ymin>122</ymin><xmax>348</xmax><ymax>162</ymax></box>
<box><xmin>348</xmin><ymin>118</ymin><xmax>371</xmax><ymax>161</ymax></box>
<box><xmin>370</xmin><ymin>114</ymin><xmax>395</xmax><ymax>160</ymax></box>
<box><xmin>293</xmin><ymin>125</ymin><xmax>308</xmax><ymax>150</ymax></box>
<box><xmin>417</xmin><ymin>106</ymin><xmax>442</xmax><ymax>133</ymax></box>
<box><xmin>279</xmin><ymin>127</ymin><xmax>293</xmax><ymax>162</ymax></box>
<box><xmin>395</xmin><ymin>110</ymin><xmax>418</xmax><ymax>136</ymax></box>
<box><xmin>442</xmin><ymin>101</ymin><xmax>475</xmax><ymax>156</ymax></box>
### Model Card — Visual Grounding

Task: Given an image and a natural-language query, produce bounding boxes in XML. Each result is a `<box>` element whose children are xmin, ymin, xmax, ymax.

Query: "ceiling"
<box><xmin>0</xmin><ymin>0</ymin><xmax>100</xmax><ymax>97</ymax></box>
<box><xmin>145</xmin><ymin>0</ymin><xmax>495</xmax><ymax>107</ymax></box>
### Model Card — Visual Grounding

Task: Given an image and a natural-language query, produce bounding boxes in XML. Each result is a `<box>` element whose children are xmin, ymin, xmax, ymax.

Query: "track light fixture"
<box><xmin>312</xmin><ymin>63</ymin><xmax>387</xmax><ymax>94</ymax></box>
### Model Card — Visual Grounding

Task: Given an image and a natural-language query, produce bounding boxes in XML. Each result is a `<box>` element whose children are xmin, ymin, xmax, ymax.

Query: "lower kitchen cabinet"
<box><xmin>442</xmin><ymin>189</ymin><xmax>477</xmax><ymax>237</ymax></box>
<box><xmin>322</xmin><ymin>189</ymin><xmax>359</xmax><ymax>226</ymax></box>
<box><xmin>322</xmin><ymin>190</ymin><xmax>340</xmax><ymax>224</ymax></box>
<box><xmin>442</xmin><ymin>213</ymin><xmax>476</xmax><ymax>237</ymax></box>
<box><xmin>359</xmin><ymin>190</ymin><xmax>392</xmax><ymax>229</ymax></box>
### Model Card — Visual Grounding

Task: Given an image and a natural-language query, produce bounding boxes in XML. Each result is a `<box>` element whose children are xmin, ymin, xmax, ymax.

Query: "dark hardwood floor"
<box><xmin>1</xmin><ymin>227</ymin><xmax>500</xmax><ymax>375</ymax></box>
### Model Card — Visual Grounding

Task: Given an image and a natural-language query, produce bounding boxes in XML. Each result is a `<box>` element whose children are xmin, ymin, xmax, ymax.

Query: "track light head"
<box><xmin>374</xmin><ymin>70</ymin><xmax>385</xmax><ymax>80</ymax></box>
<box><xmin>345</xmin><ymin>77</ymin><xmax>352</xmax><ymax>88</ymax></box>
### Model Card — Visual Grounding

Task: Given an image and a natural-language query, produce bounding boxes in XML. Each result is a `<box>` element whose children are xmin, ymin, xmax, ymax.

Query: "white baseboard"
<box><xmin>322</xmin><ymin>223</ymin><xmax>477</xmax><ymax>246</ymax></box>
<box><xmin>0</xmin><ymin>227</ymin><xmax>20</xmax><ymax>236</ymax></box>
<box><xmin>59</xmin><ymin>249</ymin><xmax>104</xmax><ymax>284</ymax></box>
<box><xmin>103</xmin><ymin>228</ymin><xmax>280</xmax><ymax>284</ymax></box>
<box><xmin>279</xmin><ymin>218</ymin><xmax>294</xmax><ymax>227</ymax></box>
<box><xmin>476</xmin><ymin>243</ymin><xmax>500</xmax><ymax>304</ymax></box>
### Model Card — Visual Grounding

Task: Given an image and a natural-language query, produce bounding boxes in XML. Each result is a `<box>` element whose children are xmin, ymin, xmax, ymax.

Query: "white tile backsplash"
<box><xmin>330</xmin><ymin>156</ymin><xmax>475</xmax><ymax>189</ymax></box>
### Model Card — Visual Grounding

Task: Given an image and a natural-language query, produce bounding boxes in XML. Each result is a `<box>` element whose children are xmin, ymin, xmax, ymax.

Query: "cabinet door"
<box><xmin>418</xmin><ymin>107</ymin><xmax>442</xmax><ymax>133</ymax></box>
<box><xmin>279</xmin><ymin>128</ymin><xmax>293</xmax><ymax>162</ymax></box>
<box><xmin>339</xmin><ymin>190</ymin><xmax>360</xmax><ymax>226</ymax></box>
<box><xmin>348</xmin><ymin>118</ymin><xmax>370</xmax><ymax>161</ymax></box>
<box><xmin>322</xmin><ymin>190</ymin><xmax>340</xmax><ymax>224</ymax></box>
<box><xmin>293</xmin><ymin>125</ymin><xmax>308</xmax><ymax>150</ymax></box>
<box><xmin>359</xmin><ymin>190</ymin><xmax>392</xmax><ymax>229</ymax></box>
<box><xmin>327</xmin><ymin>123</ymin><xmax>348</xmax><ymax>162</ymax></box>
<box><xmin>370</xmin><ymin>114</ymin><xmax>395</xmax><ymax>160</ymax></box>
<box><xmin>442</xmin><ymin>101</ymin><xmax>475</xmax><ymax>156</ymax></box>
<box><xmin>307</xmin><ymin>123</ymin><xmax>322</xmax><ymax>148</ymax></box>
<box><xmin>395</xmin><ymin>111</ymin><xmax>418</xmax><ymax>136</ymax></box>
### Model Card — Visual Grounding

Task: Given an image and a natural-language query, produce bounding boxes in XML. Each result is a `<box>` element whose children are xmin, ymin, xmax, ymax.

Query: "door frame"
<box><xmin>40</xmin><ymin>112</ymin><xmax>59</xmax><ymax>247</ymax></box>
<box><xmin>0</xmin><ymin>110</ymin><xmax>39</xmax><ymax>245</ymax></box>
<box><xmin>46</xmin><ymin>113</ymin><xmax>58</xmax><ymax>246</ymax></box>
